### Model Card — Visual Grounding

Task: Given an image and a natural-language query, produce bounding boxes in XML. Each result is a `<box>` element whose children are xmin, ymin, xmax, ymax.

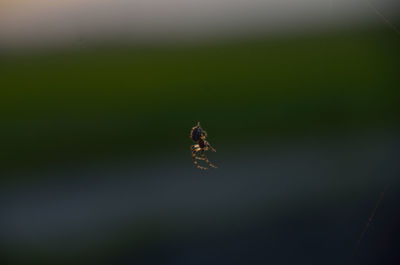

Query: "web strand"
<box><xmin>354</xmin><ymin>186</ymin><xmax>388</xmax><ymax>254</ymax></box>
<box><xmin>364</xmin><ymin>0</ymin><xmax>400</xmax><ymax>35</ymax></box>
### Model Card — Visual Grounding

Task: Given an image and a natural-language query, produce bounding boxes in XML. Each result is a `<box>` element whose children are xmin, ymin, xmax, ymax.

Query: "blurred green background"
<box><xmin>1</xmin><ymin>30</ymin><xmax>399</xmax><ymax>181</ymax></box>
<box><xmin>1</xmin><ymin>1</ymin><xmax>400</xmax><ymax>264</ymax></box>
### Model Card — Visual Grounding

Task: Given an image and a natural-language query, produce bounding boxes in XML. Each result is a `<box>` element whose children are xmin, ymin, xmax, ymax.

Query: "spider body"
<box><xmin>190</xmin><ymin>122</ymin><xmax>217</xmax><ymax>170</ymax></box>
<box><xmin>198</xmin><ymin>138</ymin><xmax>206</xmax><ymax>149</ymax></box>
<box><xmin>191</xmin><ymin>126</ymin><xmax>203</xmax><ymax>142</ymax></box>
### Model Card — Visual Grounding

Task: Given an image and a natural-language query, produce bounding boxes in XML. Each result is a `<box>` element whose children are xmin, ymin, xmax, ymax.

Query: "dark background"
<box><xmin>1</xmin><ymin>1</ymin><xmax>400</xmax><ymax>264</ymax></box>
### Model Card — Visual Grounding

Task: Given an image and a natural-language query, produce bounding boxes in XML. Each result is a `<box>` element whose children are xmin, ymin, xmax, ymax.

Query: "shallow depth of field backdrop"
<box><xmin>1</xmin><ymin>1</ymin><xmax>400</xmax><ymax>265</ymax></box>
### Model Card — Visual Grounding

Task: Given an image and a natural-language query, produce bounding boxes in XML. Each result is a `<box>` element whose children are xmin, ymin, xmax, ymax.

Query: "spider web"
<box><xmin>326</xmin><ymin>0</ymin><xmax>398</xmax><ymax>257</ymax></box>
<box><xmin>354</xmin><ymin>186</ymin><xmax>389</xmax><ymax>255</ymax></box>
<box><xmin>362</xmin><ymin>0</ymin><xmax>400</xmax><ymax>35</ymax></box>
<box><xmin>328</xmin><ymin>0</ymin><xmax>400</xmax><ymax>35</ymax></box>
<box><xmin>350</xmin><ymin>0</ymin><xmax>397</xmax><ymax>257</ymax></box>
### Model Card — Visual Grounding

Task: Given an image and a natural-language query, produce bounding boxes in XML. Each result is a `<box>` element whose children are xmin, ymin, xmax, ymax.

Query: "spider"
<box><xmin>190</xmin><ymin>122</ymin><xmax>217</xmax><ymax>170</ymax></box>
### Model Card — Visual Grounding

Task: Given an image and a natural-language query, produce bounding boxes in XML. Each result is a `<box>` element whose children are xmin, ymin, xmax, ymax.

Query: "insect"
<box><xmin>190</xmin><ymin>122</ymin><xmax>217</xmax><ymax>170</ymax></box>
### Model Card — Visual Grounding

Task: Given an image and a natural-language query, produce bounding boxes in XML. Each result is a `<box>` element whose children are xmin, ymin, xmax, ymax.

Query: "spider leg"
<box><xmin>208</xmin><ymin>143</ymin><xmax>216</xmax><ymax>152</ymax></box>
<box><xmin>203</xmin><ymin>140</ymin><xmax>216</xmax><ymax>152</ymax></box>
<box><xmin>200</xmin><ymin>150</ymin><xmax>217</xmax><ymax>168</ymax></box>
<box><xmin>195</xmin><ymin>156</ymin><xmax>206</xmax><ymax>160</ymax></box>
<box><xmin>191</xmin><ymin>145</ymin><xmax>208</xmax><ymax>170</ymax></box>
<box><xmin>191</xmin><ymin>144</ymin><xmax>202</xmax><ymax>156</ymax></box>
<box><xmin>192</xmin><ymin>145</ymin><xmax>206</xmax><ymax>160</ymax></box>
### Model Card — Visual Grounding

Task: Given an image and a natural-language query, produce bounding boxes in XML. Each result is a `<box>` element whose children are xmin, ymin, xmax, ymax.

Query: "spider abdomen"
<box><xmin>191</xmin><ymin>127</ymin><xmax>203</xmax><ymax>142</ymax></box>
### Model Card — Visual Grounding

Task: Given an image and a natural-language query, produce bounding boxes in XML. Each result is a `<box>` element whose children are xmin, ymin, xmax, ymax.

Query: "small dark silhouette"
<box><xmin>190</xmin><ymin>122</ymin><xmax>217</xmax><ymax>170</ymax></box>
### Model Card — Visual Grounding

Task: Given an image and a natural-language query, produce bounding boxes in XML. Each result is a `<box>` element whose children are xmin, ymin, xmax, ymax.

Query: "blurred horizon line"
<box><xmin>1</xmin><ymin>0</ymin><xmax>399</xmax><ymax>51</ymax></box>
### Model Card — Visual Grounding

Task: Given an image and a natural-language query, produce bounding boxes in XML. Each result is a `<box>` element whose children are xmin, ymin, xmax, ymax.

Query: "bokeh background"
<box><xmin>1</xmin><ymin>1</ymin><xmax>400</xmax><ymax>264</ymax></box>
